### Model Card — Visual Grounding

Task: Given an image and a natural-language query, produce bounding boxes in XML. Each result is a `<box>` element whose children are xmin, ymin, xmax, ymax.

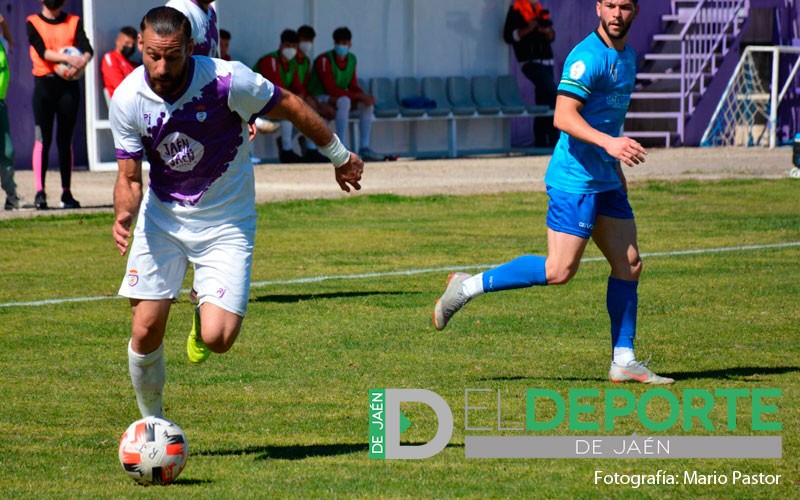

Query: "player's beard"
<box><xmin>601</xmin><ymin>17</ymin><xmax>632</xmax><ymax>41</ymax></box>
<box><xmin>148</xmin><ymin>62</ymin><xmax>190</xmax><ymax>98</ymax></box>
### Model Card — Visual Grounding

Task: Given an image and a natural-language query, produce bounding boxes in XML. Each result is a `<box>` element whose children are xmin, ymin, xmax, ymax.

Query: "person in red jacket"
<box><xmin>308</xmin><ymin>27</ymin><xmax>383</xmax><ymax>161</ymax></box>
<box><xmin>101</xmin><ymin>26</ymin><xmax>137</xmax><ymax>100</ymax></box>
<box><xmin>254</xmin><ymin>29</ymin><xmax>305</xmax><ymax>163</ymax></box>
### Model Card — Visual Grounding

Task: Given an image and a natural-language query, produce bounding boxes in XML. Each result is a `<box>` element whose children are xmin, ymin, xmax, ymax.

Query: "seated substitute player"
<box><xmin>111</xmin><ymin>6</ymin><xmax>364</xmax><ymax>418</ymax></box>
<box><xmin>433</xmin><ymin>0</ymin><xmax>673</xmax><ymax>384</ymax></box>
<box><xmin>307</xmin><ymin>26</ymin><xmax>384</xmax><ymax>161</ymax></box>
<box><xmin>254</xmin><ymin>29</ymin><xmax>308</xmax><ymax>163</ymax></box>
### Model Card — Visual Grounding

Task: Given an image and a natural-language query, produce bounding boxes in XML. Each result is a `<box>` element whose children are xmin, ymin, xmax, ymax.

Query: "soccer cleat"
<box><xmin>186</xmin><ymin>307</ymin><xmax>211</xmax><ymax>364</ymax></box>
<box><xmin>609</xmin><ymin>360</ymin><xmax>674</xmax><ymax>385</ymax></box>
<box><xmin>303</xmin><ymin>149</ymin><xmax>330</xmax><ymax>164</ymax></box>
<box><xmin>4</xmin><ymin>193</ymin><xmax>33</xmax><ymax>210</ymax></box>
<box><xmin>433</xmin><ymin>272</ymin><xmax>472</xmax><ymax>331</ymax></box>
<box><xmin>34</xmin><ymin>190</ymin><xmax>48</xmax><ymax>210</ymax></box>
<box><xmin>358</xmin><ymin>147</ymin><xmax>385</xmax><ymax>162</ymax></box>
<box><xmin>60</xmin><ymin>191</ymin><xmax>81</xmax><ymax>209</ymax></box>
<box><xmin>254</xmin><ymin>117</ymin><xmax>279</xmax><ymax>134</ymax></box>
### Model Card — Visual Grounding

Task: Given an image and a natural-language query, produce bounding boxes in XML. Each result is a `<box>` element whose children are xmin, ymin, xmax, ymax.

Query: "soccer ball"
<box><xmin>118</xmin><ymin>416</ymin><xmax>189</xmax><ymax>485</ymax></box>
<box><xmin>54</xmin><ymin>46</ymin><xmax>85</xmax><ymax>80</ymax></box>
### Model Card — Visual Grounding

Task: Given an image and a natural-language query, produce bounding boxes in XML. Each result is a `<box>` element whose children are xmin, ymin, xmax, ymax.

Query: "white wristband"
<box><xmin>320</xmin><ymin>134</ymin><xmax>351</xmax><ymax>168</ymax></box>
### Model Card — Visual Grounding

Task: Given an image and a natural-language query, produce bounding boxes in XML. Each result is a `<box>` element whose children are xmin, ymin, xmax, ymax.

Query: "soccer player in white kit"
<box><xmin>165</xmin><ymin>0</ymin><xmax>218</xmax><ymax>57</ymax></box>
<box><xmin>111</xmin><ymin>6</ymin><xmax>363</xmax><ymax>418</ymax></box>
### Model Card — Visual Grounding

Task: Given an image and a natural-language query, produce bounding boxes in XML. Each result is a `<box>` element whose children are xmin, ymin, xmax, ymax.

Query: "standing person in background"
<box><xmin>435</xmin><ymin>0</ymin><xmax>673</xmax><ymax>385</ymax></box>
<box><xmin>27</xmin><ymin>0</ymin><xmax>93</xmax><ymax>210</ymax></box>
<box><xmin>101</xmin><ymin>26</ymin><xmax>138</xmax><ymax>99</ymax></box>
<box><xmin>219</xmin><ymin>28</ymin><xmax>231</xmax><ymax>61</ymax></box>
<box><xmin>0</xmin><ymin>12</ymin><xmax>27</xmax><ymax>210</ymax></box>
<box><xmin>165</xmin><ymin>0</ymin><xmax>218</xmax><ymax>57</ymax></box>
<box><xmin>503</xmin><ymin>0</ymin><xmax>558</xmax><ymax>148</ymax></box>
<box><xmin>307</xmin><ymin>27</ymin><xmax>384</xmax><ymax>162</ymax></box>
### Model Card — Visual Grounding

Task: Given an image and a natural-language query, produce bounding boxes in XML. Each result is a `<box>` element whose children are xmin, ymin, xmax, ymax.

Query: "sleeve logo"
<box><xmin>570</xmin><ymin>61</ymin><xmax>586</xmax><ymax>80</ymax></box>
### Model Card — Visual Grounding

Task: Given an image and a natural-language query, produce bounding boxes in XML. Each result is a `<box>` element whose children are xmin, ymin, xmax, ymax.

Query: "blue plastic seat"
<box><xmin>421</xmin><ymin>77</ymin><xmax>452</xmax><ymax>117</ymax></box>
<box><xmin>471</xmin><ymin>76</ymin><xmax>502</xmax><ymax>115</ymax></box>
<box><xmin>370</xmin><ymin>78</ymin><xmax>400</xmax><ymax>118</ymax></box>
<box><xmin>396</xmin><ymin>77</ymin><xmax>427</xmax><ymax>117</ymax></box>
<box><xmin>446</xmin><ymin>76</ymin><xmax>477</xmax><ymax>116</ymax></box>
<box><xmin>497</xmin><ymin>75</ymin><xmax>548</xmax><ymax>114</ymax></box>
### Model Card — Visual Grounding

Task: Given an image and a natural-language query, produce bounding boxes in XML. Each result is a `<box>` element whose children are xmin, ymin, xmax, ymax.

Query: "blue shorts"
<box><xmin>546</xmin><ymin>186</ymin><xmax>634</xmax><ymax>239</ymax></box>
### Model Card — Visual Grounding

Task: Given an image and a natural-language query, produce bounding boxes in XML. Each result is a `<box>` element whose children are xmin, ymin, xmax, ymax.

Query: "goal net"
<box><xmin>702</xmin><ymin>45</ymin><xmax>800</xmax><ymax>148</ymax></box>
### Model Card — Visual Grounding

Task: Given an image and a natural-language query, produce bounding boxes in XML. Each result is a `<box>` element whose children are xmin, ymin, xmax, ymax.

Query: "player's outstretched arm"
<box><xmin>113</xmin><ymin>158</ymin><xmax>143</xmax><ymax>256</ymax></box>
<box><xmin>266</xmin><ymin>89</ymin><xmax>364</xmax><ymax>192</ymax></box>
<box><xmin>553</xmin><ymin>94</ymin><xmax>647</xmax><ymax>167</ymax></box>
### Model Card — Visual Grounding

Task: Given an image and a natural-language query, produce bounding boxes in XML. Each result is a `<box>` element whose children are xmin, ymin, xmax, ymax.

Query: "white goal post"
<box><xmin>701</xmin><ymin>45</ymin><xmax>800</xmax><ymax>148</ymax></box>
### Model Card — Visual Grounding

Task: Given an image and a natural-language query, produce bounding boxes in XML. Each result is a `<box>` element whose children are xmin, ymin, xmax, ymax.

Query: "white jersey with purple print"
<box><xmin>110</xmin><ymin>56</ymin><xmax>282</xmax><ymax>226</ymax></box>
<box><xmin>166</xmin><ymin>0</ymin><xmax>219</xmax><ymax>57</ymax></box>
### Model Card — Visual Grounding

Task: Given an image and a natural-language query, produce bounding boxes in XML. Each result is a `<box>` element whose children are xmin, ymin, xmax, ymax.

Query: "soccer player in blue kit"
<box><xmin>434</xmin><ymin>0</ymin><xmax>673</xmax><ymax>384</ymax></box>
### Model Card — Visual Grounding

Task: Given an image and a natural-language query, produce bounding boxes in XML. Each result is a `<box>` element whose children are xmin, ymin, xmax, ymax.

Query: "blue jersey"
<box><xmin>544</xmin><ymin>31</ymin><xmax>637</xmax><ymax>194</ymax></box>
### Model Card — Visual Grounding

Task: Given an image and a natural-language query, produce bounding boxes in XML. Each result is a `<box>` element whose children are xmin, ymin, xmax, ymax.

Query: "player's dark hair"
<box><xmin>333</xmin><ymin>27</ymin><xmax>352</xmax><ymax>43</ymax></box>
<box><xmin>140</xmin><ymin>6</ymin><xmax>192</xmax><ymax>45</ymax></box>
<box><xmin>298</xmin><ymin>25</ymin><xmax>316</xmax><ymax>40</ymax></box>
<box><xmin>220</xmin><ymin>29</ymin><xmax>231</xmax><ymax>40</ymax></box>
<box><xmin>280</xmin><ymin>29</ymin><xmax>299</xmax><ymax>44</ymax></box>
<box><xmin>120</xmin><ymin>26</ymin><xmax>138</xmax><ymax>40</ymax></box>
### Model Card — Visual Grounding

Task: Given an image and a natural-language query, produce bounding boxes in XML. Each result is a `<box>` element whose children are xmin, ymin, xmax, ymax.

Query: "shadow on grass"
<box><xmin>196</xmin><ymin>443</ymin><xmax>368</xmax><ymax>460</ymax></box>
<box><xmin>196</xmin><ymin>442</ymin><xmax>463</xmax><ymax>461</ymax></box>
<box><xmin>478</xmin><ymin>366</ymin><xmax>800</xmax><ymax>383</ymax></box>
<box><xmin>661</xmin><ymin>365</ymin><xmax>800</xmax><ymax>381</ymax></box>
<box><xmin>477</xmin><ymin>375</ymin><xmax>607</xmax><ymax>383</ymax></box>
<box><xmin>171</xmin><ymin>478</ymin><xmax>214</xmax><ymax>486</ymax></box>
<box><xmin>252</xmin><ymin>290</ymin><xmax>414</xmax><ymax>303</ymax></box>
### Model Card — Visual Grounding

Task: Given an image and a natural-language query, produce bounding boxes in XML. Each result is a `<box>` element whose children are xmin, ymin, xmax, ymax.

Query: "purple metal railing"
<box><xmin>678</xmin><ymin>0</ymin><xmax>749</xmax><ymax>140</ymax></box>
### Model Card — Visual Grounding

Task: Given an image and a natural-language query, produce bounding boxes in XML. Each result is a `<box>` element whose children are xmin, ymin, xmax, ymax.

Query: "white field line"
<box><xmin>3</xmin><ymin>241</ymin><xmax>799</xmax><ymax>309</ymax></box>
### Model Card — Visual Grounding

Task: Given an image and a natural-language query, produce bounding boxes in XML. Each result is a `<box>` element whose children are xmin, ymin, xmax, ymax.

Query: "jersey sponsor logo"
<box><xmin>569</xmin><ymin>60</ymin><xmax>586</xmax><ymax>80</ymax></box>
<box><xmin>128</xmin><ymin>269</ymin><xmax>139</xmax><ymax>287</ymax></box>
<box><xmin>157</xmin><ymin>132</ymin><xmax>205</xmax><ymax>172</ymax></box>
<box><xmin>606</xmin><ymin>92</ymin><xmax>631</xmax><ymax>108</ymax></box>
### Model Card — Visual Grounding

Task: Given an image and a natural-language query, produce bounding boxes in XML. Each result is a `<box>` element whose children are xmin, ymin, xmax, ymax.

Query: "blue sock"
<box><xmin>482</xmin><ymin>255</ymin><xmax>547</xmax><ymax>293</ymax></box>
<box><xmin>607</xmin><ymin>277</ymin><xmax>638</xmax><ymax>350</ymax></box>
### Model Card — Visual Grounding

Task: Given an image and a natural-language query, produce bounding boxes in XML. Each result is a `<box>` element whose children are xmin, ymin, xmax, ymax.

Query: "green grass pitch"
<box><xmin>0</xmin><ymin>178</ymin><xmax>797</xmax><ymax>498</ymax></box>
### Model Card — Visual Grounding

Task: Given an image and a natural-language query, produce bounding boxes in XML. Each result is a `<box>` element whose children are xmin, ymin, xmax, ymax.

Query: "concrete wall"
<box><xmin>4</xmin><ymin>0</ymin><xmax>800</xmax><ymax>171</ymax></box>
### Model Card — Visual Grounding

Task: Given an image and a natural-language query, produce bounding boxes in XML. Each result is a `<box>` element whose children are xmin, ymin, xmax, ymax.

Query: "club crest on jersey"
<box><xmin>610</xmin><ymin>64</ymin><xmax>618</xmax><ymax>82</ymax></box>
<box><xmin>128</xmin><ymin>270</ymin><xmax>139</xmax><ymax>287</ymax></box>
<box><xmin>196</xmin><ymin>112</ymin><xmax>207</xmax><ymax>122</ymax></box>
<box><xmin>570</xmin><ymin>60</ymin><xmax>586</xmax><ymax>80</ymax></box>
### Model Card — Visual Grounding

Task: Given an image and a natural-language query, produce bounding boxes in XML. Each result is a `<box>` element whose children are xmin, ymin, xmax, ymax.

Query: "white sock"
<box><xmin>613</xmin><ymin>347</ymin><xmax>636</xmax><ymax>366</ymax></box>
<box><xmin>461</xmin><ymin>273</ymin><xmax>485</xmax><ymax>298</ymax></box>
<box><xmin>128</xmin><ymin>340</ymin><xmax>165</xmax><ymax>418</ymax></box>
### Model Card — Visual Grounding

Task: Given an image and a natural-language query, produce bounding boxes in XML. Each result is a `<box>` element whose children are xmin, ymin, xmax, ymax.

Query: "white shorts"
<box><xmin>119</xmin><ymin>209</ymin><xmax>255</xmax><ymax>317</ymax></box>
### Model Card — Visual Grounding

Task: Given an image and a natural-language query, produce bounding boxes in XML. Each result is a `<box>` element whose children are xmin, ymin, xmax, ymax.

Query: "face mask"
<box><xmin>121</xmin><ymin>45</ymin><xmax>135</xmax><ymax>58</ymax></box>
<box><xmin>299</xmin><ymin>42</ymin><xmax>313</xmax><ymax>55</ymax></box>
<box><xmin>281</xmin><ymin>48</ymin><xmax>297</xmax><ymax>61</ymax></box>
<box><xmin>43</xmin><ymin>0</ymin><xmax>65</xmax><ymax>10</ymax></box>
<box><xmin>334</xmin><ymin>44</ymin><xmax>349</xmax><ymax>57</ymax></box>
